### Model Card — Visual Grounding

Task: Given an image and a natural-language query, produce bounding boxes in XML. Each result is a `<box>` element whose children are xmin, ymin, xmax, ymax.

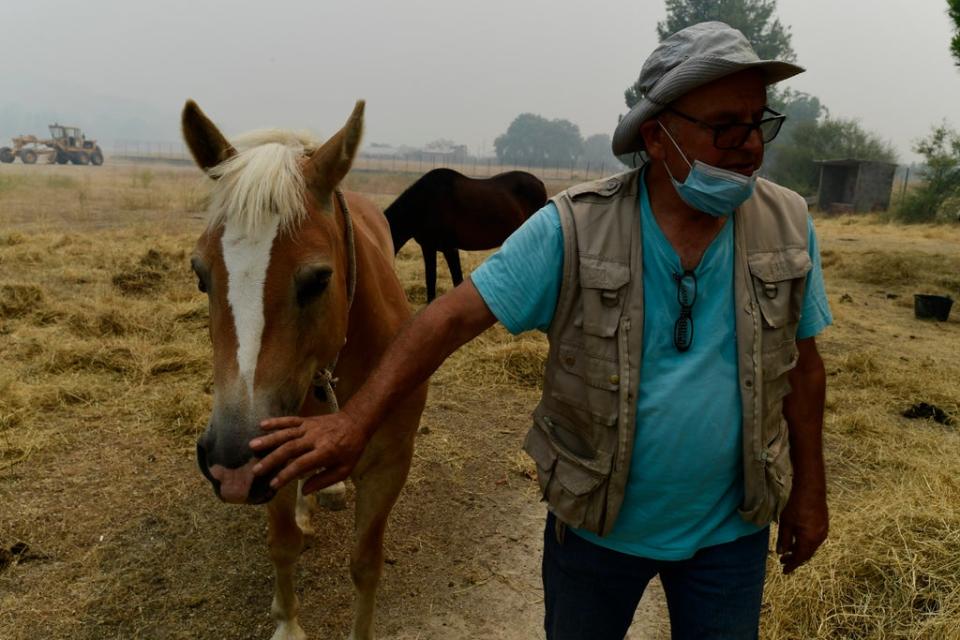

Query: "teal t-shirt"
<box><xmin>470</xmin><ymin>172</ymin><xmax>832</xmax><ymax>560</ymax></box>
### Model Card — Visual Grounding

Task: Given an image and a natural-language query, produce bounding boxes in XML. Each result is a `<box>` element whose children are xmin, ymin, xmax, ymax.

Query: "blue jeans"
<box><xmin>542</xmin><ymin>512</ymin><xmax>770</xmax><ymax>640</ymax></box>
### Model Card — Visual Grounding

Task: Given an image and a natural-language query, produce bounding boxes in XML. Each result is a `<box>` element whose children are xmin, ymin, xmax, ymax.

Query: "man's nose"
<box><xmin>743</xmin><ymin>126</ymin><xmax>765</xmax><ymax>156</ymax></box>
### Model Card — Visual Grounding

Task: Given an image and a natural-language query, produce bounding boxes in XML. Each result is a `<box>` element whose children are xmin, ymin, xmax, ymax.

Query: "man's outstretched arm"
<box><xmin>777</xmin><ymin>336</ymin><xmax>829</xmax><ymax>574</ymax></box>
<box><xmin>250</xmin><ymin>280</ymin><xmax>497</xmax><ymax>493</ymax></box>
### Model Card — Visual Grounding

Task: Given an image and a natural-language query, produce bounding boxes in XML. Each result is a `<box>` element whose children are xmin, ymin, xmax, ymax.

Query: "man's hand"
<box><xmin>250</xmin><ymin>412</ymin><xmax>366</xmax><ymax>494</ymax></box>
<box><xmin>776</xmin><ymin>482</ymin><xmax>828</xmax><ymax>574</ymax></box>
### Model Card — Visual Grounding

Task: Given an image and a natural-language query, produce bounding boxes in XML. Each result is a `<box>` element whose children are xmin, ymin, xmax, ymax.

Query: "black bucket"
<box><xmin>914</xmin><ymin>294</ymin><xmax>954</xmax><ymax>321</ymax></box>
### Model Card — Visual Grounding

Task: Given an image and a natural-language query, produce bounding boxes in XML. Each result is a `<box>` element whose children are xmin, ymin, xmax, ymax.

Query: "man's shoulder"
<box><xmin>742</xmin><ymin>178</ymin><xmax>810</xmax><ymax>248</ymax></box>
<box><xmin>558</xmin><ymin>169</ymin><xmax>642</xmax><ymax>203</ymax></box>
<box><xmin>752</xmin><ymin>177</ymin><xmax>809</xmax><ymax>213</ymax></box>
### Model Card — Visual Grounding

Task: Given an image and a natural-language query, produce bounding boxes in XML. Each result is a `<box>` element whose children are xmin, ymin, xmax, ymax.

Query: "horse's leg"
<box><xmin>422</xmin><ymin>243</ymin><xmax>437</xmax><ymax>302</ymax></box>
<box><xmin>348</xmin><ymin>435</ymin><xmax>415</xmax><ymax>640</ymax></box>
<box><xmin>441</xmin><ymin>248</ymin><xmax>463</xmax><ymax>287</ymax></box>
<box><xmin>268</xmin><ymin>483</ymin><xmax>307</xmax><ymax>640</ymax></box>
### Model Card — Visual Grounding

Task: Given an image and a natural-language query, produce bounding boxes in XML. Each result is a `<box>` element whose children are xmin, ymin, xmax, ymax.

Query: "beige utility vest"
<box><xmin>523</xmin><ymin>168</ymin><xmax>811</xmax><ymax>537</ymax></box>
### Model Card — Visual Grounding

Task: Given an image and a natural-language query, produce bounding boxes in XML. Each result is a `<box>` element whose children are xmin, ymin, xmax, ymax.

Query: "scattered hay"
<box><xmin>0</xmin><ymin>283</ymin><xmax>44</xmax><ymax>319</ymax></box>
<box><xmin>405</xmin><ymin>282</ymin><xmax>428</xmax><ymax>305</ymax></box>
<box><xmin>37</xmin><ymin>344</ymin><xmax>140</xmax><ymax>376</ymax></box>
<box><xmin>112</xmin><ymin>267</ymin><xmax>163</xmax><ymax>296</ymax></box>
<box><xmin>152</xmin><ymin>389</ymin><xmax>210</xmax><ymax>436</ymax></box>
<box><xmin>479</xmin><ymin>341</ymin><xmax>547</xmax><ymax>388</ymax></box>
<box><xmin>174</xmin><ymin>303</ymin><xmax>208</xmax><ymax>325</ymax></box>
<box><xmin>110</xmin><ymin>249</ymin><xmax>185</xmax><ymax>296</ymax></box>
<box><xmin>844</xmin><ymin>251</ymin><xmax>960</xmax><ymax>291</ymax></box>
<box><xmin>765</xmin><ymin>488</ymin><xmax>960</xmax><ymax>638</ymax></box>
<box><xmin>819</xmin><ymin>248</ymin><xmax>842</xmax><ymax>270</ymax></box>
<box><xmin>439</xmin><ymin>327</ymin><xmax>547</xmax><ymax>391</ymax></box>
<box><xmin>138</xmin><ymin>248</ymin><xmax>184</xmax><ymax>272</ymax></box>
<box><xmin>145</xmin><ymin>346</ymin><xmax>208</xmax><ymax>377</ymax></box>
<box><xmin>32</xmin><ymin>379</ymin><xmax>101</xmax><ymax>411</ymax></box>
<box><xmin>67</xmin><ymin>309</ymin><xmax>136</xmax><ymax>338</ymax></box>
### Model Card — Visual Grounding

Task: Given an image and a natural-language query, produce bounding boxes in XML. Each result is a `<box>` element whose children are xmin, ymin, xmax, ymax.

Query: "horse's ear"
<box><xmin>181</xmin><ymin>99</ymin><xmax>237</xmax><ymax>175</ymax></box>
<box><xmin>305</xmin><ymin>100</ymin><xmax>364</xmax><ymax>204</ymax></box>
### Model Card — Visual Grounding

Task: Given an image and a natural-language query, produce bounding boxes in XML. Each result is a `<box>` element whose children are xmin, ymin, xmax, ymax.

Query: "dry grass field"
<box><xmin>1</xmin><ymin>162</ymin><xmax>959</xmax><ymax>639</ymax></box>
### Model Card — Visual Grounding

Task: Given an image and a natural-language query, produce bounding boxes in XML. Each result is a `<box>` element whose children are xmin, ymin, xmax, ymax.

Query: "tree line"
<box><xmin>493</xmin><ymin>113</ymin><xmax>621</xmax><ymax>170</ymax></box>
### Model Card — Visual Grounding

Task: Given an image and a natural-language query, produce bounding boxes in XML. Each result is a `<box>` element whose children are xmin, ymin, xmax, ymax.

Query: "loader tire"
<box><xmin>20</xmin><ymin>150</ymin><xmax>37</xmax><ymax>164</ymax></box>
<box><xmin>89</xmin><ymin>147</ymin><xmax>104</xmax><ymax>166</ymax></box>
<box><xmin>0</xmin><ymin>147</ymin><xmax>13</xmax><ymax>163</ymax></box>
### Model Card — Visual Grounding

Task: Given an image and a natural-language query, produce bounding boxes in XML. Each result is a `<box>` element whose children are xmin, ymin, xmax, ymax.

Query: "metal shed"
<box><xmin>815</xmin><ymin>159</ymin><xmax>897</xmax><ymax>213</ymax></box>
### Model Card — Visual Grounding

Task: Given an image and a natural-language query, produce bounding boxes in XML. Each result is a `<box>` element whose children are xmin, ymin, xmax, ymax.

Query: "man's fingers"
<box><xmin>302</xmin><ymin>466</ymin><xmax>350</xmax><ymax>495</ymax></box>
<box><xmin>250</xmin><ymin>426</ymin><xmax>303</xmax><ymax>452</ymax></box>
<box><xmin>781</xmin><ymin>532</ymin><xmax>824</xmax><ymax>574</ymax></box>
<box><xmin>270</xmin><ymin>450</ymin><xmax>329</xmax><ymax>490</ymax></box>
<box><xmin>776</xmin><ymin>522</ymin><xmax>793</xmax><ymax>556</ymax></box>
<box><xmin>252</xmin><ymin>437</ymin><xmax>311</xmax><ymax>477</ymax></box>
<box><xmin>259</xmin><ymin>416</ymin><xmax>304</xmax><ymax>431</ymax></box>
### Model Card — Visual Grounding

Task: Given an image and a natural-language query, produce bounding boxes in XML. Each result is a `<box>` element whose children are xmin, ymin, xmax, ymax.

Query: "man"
<box><xmin>251</xmin><ymin>21</ymin><xmax>832</xmax><ymax>639</ymax></box>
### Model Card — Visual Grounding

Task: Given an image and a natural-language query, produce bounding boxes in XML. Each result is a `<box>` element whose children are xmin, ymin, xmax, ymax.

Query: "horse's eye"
<box><xmin>190</xmin><ymin>257</ymin><xmax>209</xmax><ymax>294</ymax></box>
<box><xmin>296</xmin><ymin>266</ymin><xmax>333</xmax><ymax>306</ymax></box>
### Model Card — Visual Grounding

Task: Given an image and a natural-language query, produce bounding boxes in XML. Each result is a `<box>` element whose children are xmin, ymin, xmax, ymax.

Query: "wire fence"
<box><xmin>110</xmin><ymin>140</ymin><xmax>621</xmax><ymax>181</ymax></box>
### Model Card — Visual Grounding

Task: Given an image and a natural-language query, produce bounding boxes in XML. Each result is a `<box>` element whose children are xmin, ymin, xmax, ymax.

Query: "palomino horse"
<box><xmin>184</xmin><ymin>99</ymin><xmax>426</xmax><ymax>640</ymax></box>
<box><xmin>385</xmin><ymin>168</ymin><xmax>547</xmax><ymax>301</ymax></box>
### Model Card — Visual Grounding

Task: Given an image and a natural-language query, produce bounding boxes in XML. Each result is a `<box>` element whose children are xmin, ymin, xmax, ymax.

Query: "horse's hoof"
<box><xmin>316</xmin><ymin>481</ymin><xmax>348</xmax><ymax>511</ymax></box>
<box><xmin>317</xmin><ymin>493</ymin><xmax>347</xmax><ymax>511</ymax></box>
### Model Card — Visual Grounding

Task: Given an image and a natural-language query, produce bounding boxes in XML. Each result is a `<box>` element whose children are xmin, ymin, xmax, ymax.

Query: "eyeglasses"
<box><xmin>674</xmin><ymin>270</ymin><xmax>697</xmax><ymax>352</ymax></box>
<box><xmin>658</xmin><ymin>104</ymin><xmax>786</xmax><ymax>150</ymax></box>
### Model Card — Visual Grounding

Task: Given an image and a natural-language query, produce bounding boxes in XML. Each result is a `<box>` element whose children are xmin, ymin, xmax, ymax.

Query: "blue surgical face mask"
<box><xmin>658</xmin><ymin>121</ymin><xmax>758</xmax><ymax>217</ymax></box>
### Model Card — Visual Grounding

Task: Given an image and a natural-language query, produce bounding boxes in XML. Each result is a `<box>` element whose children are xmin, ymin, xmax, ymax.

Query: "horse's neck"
<box><xmin>384</xmin><ymin>198</ymin><xmax>415</xmax><ymax>253</ymax></box>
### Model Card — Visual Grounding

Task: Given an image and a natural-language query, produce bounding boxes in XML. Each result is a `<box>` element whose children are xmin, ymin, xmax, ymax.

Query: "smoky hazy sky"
<box><xmin>2</xmin><ymin>0</ymin><xmax>958</xmax><ymax>163</ymax></box>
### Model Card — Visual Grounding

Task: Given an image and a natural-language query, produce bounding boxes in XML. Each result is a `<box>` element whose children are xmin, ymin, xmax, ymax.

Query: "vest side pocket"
<box><xmin>740</xmin><ymin>417</ymin><xmax>793</xmax><ymax>525</ymax></box>
<box><xmin>760</xmin><ymin>341</ymin><xmax>798</xmax><ymax>438</ymax></box>
<box><xmin>524</xmin><ymin>414</ymin><xmax>613</xmax><ymax>531</ymax></box>
<box><xmin>766</xmin><ymin>427</ymin><xmax>793</xmax><ymax>520</ymax></box>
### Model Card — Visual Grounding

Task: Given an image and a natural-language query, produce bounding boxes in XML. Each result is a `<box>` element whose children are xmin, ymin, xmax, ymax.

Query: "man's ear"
<box><xmin>639</xmin><ymin>119</ymin><xmax>665</xmax><ymax>162</ymax></box>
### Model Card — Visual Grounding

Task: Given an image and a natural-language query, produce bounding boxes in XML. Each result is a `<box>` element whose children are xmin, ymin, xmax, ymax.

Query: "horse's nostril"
<box><xmin>196</xmin><ymin>441</ymin><xmax>216</xmax><ymax>484</ymax></box>
<box><xmin>247</xmin><ymin>475</ymin><xmax>276</xmax><ymax>505</ymax></box>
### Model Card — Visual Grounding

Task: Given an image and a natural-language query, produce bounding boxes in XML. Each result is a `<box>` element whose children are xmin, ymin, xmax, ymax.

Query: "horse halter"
<box><xmin>312</xmin><ymin>187</ymin><xmax>357</xmax><ymax>412</ymax></box>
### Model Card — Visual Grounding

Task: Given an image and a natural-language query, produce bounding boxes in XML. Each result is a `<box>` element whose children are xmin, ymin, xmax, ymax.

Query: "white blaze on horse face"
<box><xmin>221</xmin><ymin>217</ymin><xmax>281</xmax><ymax>402</ymax></box>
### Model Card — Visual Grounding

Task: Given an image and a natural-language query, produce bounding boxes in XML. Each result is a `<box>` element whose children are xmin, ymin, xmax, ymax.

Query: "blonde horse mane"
<box><xmin>206</xmin><ymin>129</ymin><xmax>321</xmax><ymax>235</ymax></box>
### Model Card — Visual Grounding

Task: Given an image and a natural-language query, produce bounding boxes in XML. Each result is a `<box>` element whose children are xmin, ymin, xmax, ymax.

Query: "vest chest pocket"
<box><xmin>578</xmin><ymin>257</ymin><xmax>630</xmax><ymax>338</ymax></box>
<box><xmin>747</xmin><ymin>248</ymin><xmax>811</xmax><ymax>331</ymax></box>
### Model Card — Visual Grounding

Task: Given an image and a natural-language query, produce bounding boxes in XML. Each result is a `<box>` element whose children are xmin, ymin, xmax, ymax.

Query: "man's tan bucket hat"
<box><xmin>612</xmin><ymin>21</ymin><xmax>805</xmax><ymax>155</ymax></box>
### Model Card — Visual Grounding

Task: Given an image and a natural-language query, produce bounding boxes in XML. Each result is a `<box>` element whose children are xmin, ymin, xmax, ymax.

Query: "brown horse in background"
<box><xmin>184</xmin><ymin>99</ymin><xmax>426</xmax><ymax>640</ymax></box>
<box><xmin>385</xmin><ymin>168</ymin><xmax>547</xmax><ymax>301</ymax></box>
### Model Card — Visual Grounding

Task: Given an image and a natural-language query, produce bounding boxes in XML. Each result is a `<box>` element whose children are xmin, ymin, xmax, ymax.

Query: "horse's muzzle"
<box><xmin>196</xmin><ymin>440</ymin><xmax>276</xmax><ymax>505</ymax></box>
